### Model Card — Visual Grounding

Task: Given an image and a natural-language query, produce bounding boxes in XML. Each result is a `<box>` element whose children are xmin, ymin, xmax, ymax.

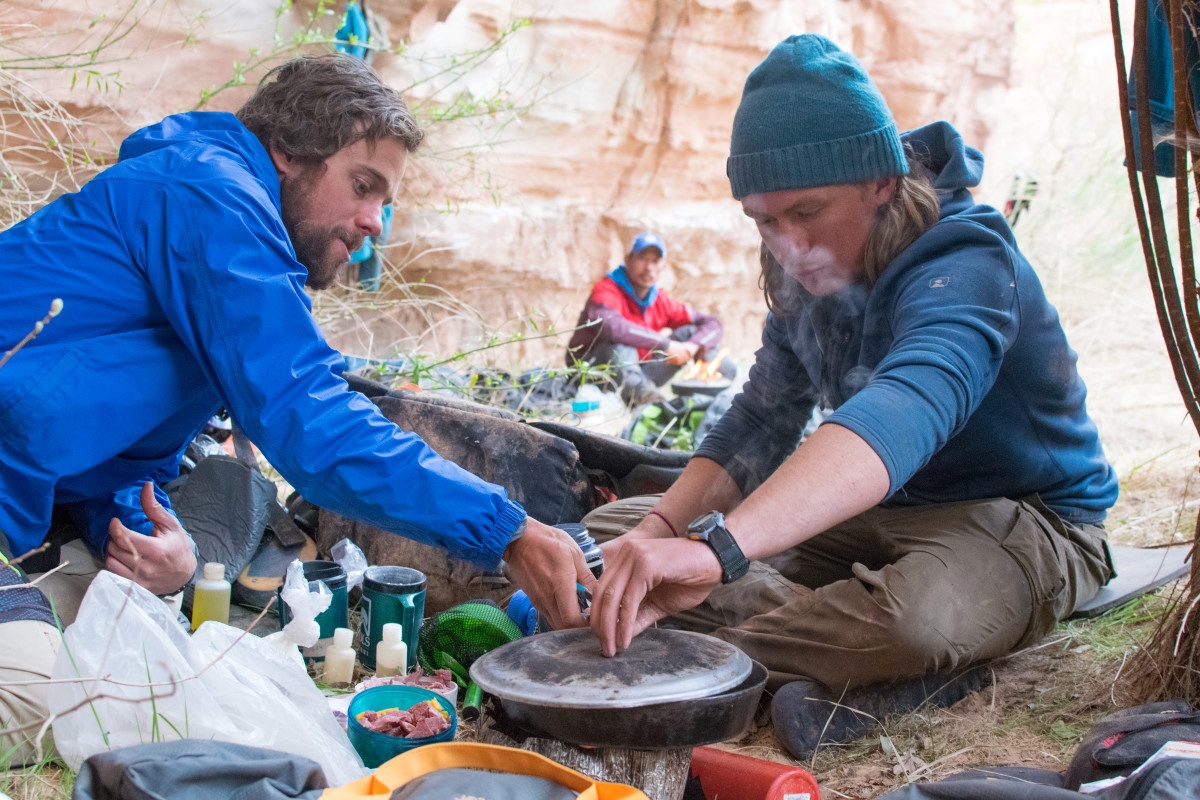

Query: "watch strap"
<box><xmin>688</xmin><ymin>511</ymin><xmax>750</xmax><ymax>584</ymax></box>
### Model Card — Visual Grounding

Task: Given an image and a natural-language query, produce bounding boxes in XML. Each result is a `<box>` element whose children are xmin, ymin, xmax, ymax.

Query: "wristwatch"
<box><xmin>686</xmin><ymin>511</ymin><xmax>750</xmax><ymax>584</ymax></box>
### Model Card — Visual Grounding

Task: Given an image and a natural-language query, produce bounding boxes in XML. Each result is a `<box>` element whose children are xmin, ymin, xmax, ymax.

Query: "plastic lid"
<box><xmin>203</xmin><ymin>562</ymin><xmax>225</xmax><ymax>581</ymax></box>
<box><xmin>333</xmin><ymin>627</ymin><xmax>354</xmax><ymax>648</ymax></box>
<box><xmin>382</xmin><ymin>622</ymin><xmax>404</xmax><ymax>643</ymax></box>
<box><xmin>363</xmin><ymin>565</ymin><xmax>426</xmax><ymax>593</ymax></box>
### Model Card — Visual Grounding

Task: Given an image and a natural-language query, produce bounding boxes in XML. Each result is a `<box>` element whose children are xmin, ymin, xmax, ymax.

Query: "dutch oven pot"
<box><xmin>470</xmin><ymin>628</ymin><xmax>767</xmax><ymax>749</ymax></box>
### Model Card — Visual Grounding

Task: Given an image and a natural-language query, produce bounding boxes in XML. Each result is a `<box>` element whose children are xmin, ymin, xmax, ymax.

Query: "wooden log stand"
<box><xmin>474</xmin><ymin>708</ymin><xmax>693</xmax><ymax>800</ymax></box>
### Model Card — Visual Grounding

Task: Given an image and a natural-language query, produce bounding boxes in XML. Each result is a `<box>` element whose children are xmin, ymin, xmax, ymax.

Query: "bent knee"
<box><xmin>0</xmin><ymin>620</ymin><xmax>60</xmax><ymax>767</ymax></box>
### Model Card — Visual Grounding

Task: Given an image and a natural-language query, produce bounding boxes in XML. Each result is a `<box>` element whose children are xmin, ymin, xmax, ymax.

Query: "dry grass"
<box><xmin>0</xmin><ymin>763</ymin><xmax>72</xmax><ymax>800</ymax></box>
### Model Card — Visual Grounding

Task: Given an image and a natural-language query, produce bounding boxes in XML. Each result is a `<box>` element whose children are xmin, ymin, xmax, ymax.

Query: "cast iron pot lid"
<box><xmin>469</xmin><ymin>627</ymin><xmax>752</xmax><ymax>708</ymax></box>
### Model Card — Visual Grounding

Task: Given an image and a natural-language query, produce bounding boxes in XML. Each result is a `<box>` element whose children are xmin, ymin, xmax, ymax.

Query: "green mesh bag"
<box><xmin>625</xmin><ymin>395</ymin><xmax>714</xmax><ymax>451</ymax></box>
<box><xmin>416</xmin><ymin>600</ymin><xmax>523</xmax><ymax>686</ymax></box>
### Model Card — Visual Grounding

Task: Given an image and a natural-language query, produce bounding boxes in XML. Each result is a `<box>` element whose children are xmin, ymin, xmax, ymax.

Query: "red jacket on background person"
<box><xmin>566</xmin><ymin>233</ymin><xmax>724</xmax><ymax>365</ymax></box>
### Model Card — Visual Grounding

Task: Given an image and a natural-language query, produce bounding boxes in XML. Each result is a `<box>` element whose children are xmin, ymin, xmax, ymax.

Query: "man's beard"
<box><xmin>279</xmin><ymin>171</ymin><xmax>361</xmax><ymax>291</ymax></box>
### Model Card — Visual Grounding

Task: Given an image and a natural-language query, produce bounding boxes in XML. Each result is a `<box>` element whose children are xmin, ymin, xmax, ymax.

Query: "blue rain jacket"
<box><xmin>0</xmin><ymin>112</ymin><xmax>524</xmax><ymax>564</ymax></box>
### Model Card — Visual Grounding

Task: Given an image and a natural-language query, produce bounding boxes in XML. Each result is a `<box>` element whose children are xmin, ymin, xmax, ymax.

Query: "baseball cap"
<box><xmin>629</xmin><ymin>232</ymin><xmax>666</xmax><ymax>258</ymax></box>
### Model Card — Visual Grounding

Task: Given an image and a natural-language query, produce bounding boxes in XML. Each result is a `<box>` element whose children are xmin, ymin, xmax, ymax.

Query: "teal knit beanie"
<box><xmin>727</xmin><ymin>34</ymin><xmax>908</xmax><ymax>199</ymax></box>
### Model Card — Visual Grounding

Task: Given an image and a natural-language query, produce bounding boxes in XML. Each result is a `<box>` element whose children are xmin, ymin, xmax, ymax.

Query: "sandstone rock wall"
<box><xmin>339</xmin><ymin>0</ymin><xmax>1018</xmax><ymax>368</ymax></box>
<box><xmin>3</xmin><ymin>0</ymin><xmax>1016</xmax><ymax>369</ymax></box>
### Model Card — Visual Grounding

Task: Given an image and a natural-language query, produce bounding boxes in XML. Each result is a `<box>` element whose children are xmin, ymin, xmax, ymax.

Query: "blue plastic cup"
<box><xmin>347</xmin><ymin>685</ymin><xmax>457</xmax><ymax>768</ymax></box>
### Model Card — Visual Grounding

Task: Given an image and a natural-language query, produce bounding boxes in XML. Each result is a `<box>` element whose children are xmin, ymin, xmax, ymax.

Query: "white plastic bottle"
<box><xmin>190</xmin><ymin>562</ymin><xmax>230</xmax><ymax>631</ymax></box>
<box><xmin>323</xmin><ymin>627</ymin><xmax>356</xmax><ymax>686</ymax></box>
<box><xmin>572</xmin><ymin>383</ymin><xmax>604</xmax><ymax>415</ymax></box>
<box><xmin>375</xmin><ymin>622</ymin><xmax>408</xmax><ymax>677</ymax></box>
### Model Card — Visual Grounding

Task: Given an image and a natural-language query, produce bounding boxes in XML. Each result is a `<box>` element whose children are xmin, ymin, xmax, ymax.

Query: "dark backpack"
<box><xmin>875</xmin><ymin>700</ymin><xmax>1200</xmax><ymax>800</ymax></box>
<box><xmin>1063</xmin><ymin>700</ymin><xmax>1200</xmax><ymax>790</ymax></box>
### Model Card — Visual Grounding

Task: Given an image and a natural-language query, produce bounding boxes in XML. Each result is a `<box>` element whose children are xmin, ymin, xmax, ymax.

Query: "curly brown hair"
<box><xmin>236</xmin><ymin>54</ymin><xmax>424</xmax><ymax>164</ymax></box>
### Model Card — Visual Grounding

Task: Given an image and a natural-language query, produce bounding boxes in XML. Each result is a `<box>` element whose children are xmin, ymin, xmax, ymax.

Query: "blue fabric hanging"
<box><xmin>335</xmin><ymin>1</ymin><xmax>370</xmax><ymax>61</ymax></box>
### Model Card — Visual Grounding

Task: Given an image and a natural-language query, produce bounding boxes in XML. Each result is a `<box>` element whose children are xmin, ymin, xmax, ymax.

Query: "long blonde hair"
<box><xmin>759</xmin><ymin>156</ymin><xmax>940</xmax><ymax>315</ymax></box>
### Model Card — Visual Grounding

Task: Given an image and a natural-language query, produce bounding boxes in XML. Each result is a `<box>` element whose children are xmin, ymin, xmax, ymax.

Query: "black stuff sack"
<box><xmin>1063</xmin><ymin>699</ymin><xmax>1200</xmax><ymax>790</ymax></box>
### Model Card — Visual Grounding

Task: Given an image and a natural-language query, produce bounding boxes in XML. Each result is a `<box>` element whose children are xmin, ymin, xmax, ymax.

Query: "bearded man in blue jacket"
<box><xmin>0</xmin><ymin>55</ymin><xmax>593</xmax><ymax>764</ymax></box>
<box><xmin>585</xmin><ymin>35</ymin><xmax>1119</xmax><ymax>758</ymax></box>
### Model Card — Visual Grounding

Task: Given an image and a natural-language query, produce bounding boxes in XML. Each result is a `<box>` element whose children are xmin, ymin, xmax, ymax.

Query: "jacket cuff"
<box><xmin>488</xmin><ymin>500</ymin><xmax>527</xmax><ymax>566</ymax></box>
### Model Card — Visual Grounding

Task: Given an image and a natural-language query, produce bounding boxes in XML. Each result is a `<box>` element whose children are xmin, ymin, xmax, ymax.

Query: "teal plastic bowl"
<box><xmin>347</xmin><ymin>685</ymin><xmax>458</xmax><ymax>768</ymax></box>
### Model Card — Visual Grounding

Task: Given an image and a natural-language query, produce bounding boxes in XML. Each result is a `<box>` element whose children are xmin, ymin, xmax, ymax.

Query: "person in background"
<box><xmin>584</xmin><ymin>34</ymin><xmax>1116</xmax><ymax>759</ymax></box>
<box><xmin>0</xmin><ymin>54</ymin><xmax>593</xmax><ymax>766</ymax></box>
<box><xmin>566</xmin><ymin>232</ymin><xmax>736</xmax><ymax>406</ymax></box>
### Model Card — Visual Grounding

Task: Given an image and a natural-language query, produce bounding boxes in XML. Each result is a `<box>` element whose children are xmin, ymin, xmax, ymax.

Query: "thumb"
<box><xmin>138</xmin><ymin>481</ymin><xmax>175</xmax><ymax>529</ymax></box>
<box><xmin>573</xmin><ymin>547</ymin><xmax>598</xmax><ymax>593</ymax></box>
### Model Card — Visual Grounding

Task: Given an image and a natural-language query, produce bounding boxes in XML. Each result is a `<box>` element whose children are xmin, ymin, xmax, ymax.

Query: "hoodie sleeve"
<box><xmin>116</xmin><ymin>161</ymin><xmax>522</xmax><ymax>569</ymax></box>
<box><xmin>62</xmin><ymin>477</ymin><xmax>181</xmax><ymax>561</ymax></box>
<box><xmin>827</xmin><ymin>219</ymin><xmax>1020</xmax><ymax>495</ymax></box>
<box><xmin>683</xmin><ymin>308</ymin><xmax>724</xmax><ymax>359</ymax></box>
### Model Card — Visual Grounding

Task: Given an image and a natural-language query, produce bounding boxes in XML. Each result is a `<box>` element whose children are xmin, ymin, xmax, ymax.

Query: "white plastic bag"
<box><xmin>279</xmin><ymin>558</ymin><xmax>332</xmax><ymax>647</ymax></box>
<box><xmin>331</xmin><ymin>538</ymin><xmax>368</xmax><ymax>592</ymax></box>
<box><xmin>48</xmin><ymin>571</ymin><xmax>367</xmax><ymax>785</ymax></box>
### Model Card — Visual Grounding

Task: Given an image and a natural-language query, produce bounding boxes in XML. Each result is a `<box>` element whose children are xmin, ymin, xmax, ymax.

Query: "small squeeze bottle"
<box><xmin>323</xmin><ymin>627</ymin><xmax>356</xmax><ymax>686</ymax></box>
<box><xmin>190</xmin><ymin>562</ymin><xmax>230</xmax><ymax>631</ymax></box>
<box><xmin>374</xmin><ymin>622</ymin><xmax>408</xmax><ymax>677</ymax></box>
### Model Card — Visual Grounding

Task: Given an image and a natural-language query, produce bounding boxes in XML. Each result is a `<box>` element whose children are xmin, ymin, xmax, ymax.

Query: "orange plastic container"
<box><xmin>689</xmin><ymin>746</ymin><xmax>820</xmax><ymax>800</ymax></box>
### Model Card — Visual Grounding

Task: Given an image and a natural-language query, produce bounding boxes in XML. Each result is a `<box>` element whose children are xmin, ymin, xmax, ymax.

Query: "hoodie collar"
<box><xmin>900</xmin><ymin>120</ymin><xmax>984</xmax><ymax>218</ymax></box>
<box><xmin>118</xmin><ymin>111</ymin><xmax>279</xmax><ymax>207</ymax></box>
<box><xmin>609</xmin><ymin>265</ymin><xmax>658</xmax><ymax>311</ymax></box>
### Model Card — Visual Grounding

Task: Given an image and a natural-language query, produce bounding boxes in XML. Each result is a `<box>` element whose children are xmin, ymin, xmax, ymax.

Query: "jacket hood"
<box><xmin>118</xmin><ymin>111</ymin><xmax>277</xmax><ymax>187</ymax></box>
<box><xmin>901</xmin><ymin>121</ymin><xmax>984</xmax><ymax>217</ymax></box>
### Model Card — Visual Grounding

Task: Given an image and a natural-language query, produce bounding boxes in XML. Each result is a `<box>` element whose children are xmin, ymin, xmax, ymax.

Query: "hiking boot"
<box><xmin>231</xmin><ymin>531</ymin><xmax>318</xmax><ymax>611</ymax></box>
<box><xmin>771</xmin><ymin>663</ymin><xmax>993</xmax><ymax>760</ymax></box>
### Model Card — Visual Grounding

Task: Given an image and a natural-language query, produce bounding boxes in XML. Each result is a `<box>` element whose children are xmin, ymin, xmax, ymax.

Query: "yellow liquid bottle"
<box><xmin>191</xmin><ymin>562</ymin><xmax>230</xmax><ymax>631</ymax></box>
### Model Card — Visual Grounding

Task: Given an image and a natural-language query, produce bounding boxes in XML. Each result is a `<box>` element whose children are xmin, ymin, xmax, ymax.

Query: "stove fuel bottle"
<box><xmin>504</xmin><ymin>522</ymin><xmax>602</xmax><ymax>634</ymax></box>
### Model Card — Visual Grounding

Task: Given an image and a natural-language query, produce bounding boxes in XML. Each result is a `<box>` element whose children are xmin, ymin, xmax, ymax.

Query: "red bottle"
<box><xmin>689</xmin><ymin>745</ymin><xmax>820</xmax><ymax>800</ymax></box>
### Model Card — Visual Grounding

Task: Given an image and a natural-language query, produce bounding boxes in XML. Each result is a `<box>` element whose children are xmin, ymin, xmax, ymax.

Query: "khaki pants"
<box><xmin>584</xmin><ymin>495</ymin><xmax>1111</xmax><ymax>692</ymax></box>
<box><xmin>1</xmin><ymin>540</ymin><xmax>103</xmax><ymax>766</ymax></box>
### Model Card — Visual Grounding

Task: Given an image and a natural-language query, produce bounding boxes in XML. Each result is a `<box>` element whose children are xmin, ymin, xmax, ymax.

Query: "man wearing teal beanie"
<box><xmin>585</xmin><ymin>34</ymin><xmax>1117</xmax><ymax>757</ymax></box>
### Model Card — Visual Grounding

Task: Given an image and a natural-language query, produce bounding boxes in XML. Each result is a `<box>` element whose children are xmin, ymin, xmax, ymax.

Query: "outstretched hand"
<box><xmin>106</xmin><ymin>482</ymin><xmax>198</xmax><ymax>596</ymax></box>
<box><xmin>663</xmin><ymin>341</ymin><xmax>700</xmax><ymax>366</ymax></box>
<box><xmin>503</xmin><ymin>518</ymin><xmax>596</xmax><ymax>631</ymax></box>
<box><xmin>588</xmin><ymin>533</ymin><xmax>721</xmax><ymax>656</ymax></box>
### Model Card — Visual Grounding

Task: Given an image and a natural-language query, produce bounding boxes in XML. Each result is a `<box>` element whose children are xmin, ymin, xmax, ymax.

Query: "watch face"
<box><xmin>688</xmin><ymin>511</ymin><xmax>722</xmax><ymax>536</ymax></box>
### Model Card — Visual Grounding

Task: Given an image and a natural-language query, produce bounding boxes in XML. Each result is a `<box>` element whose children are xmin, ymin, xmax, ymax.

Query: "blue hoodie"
<box><xmin>696</xmin><ymin>122</ymin><xmax>1118</xmax><ymax>524</ymax></box>
<box><xmin>0</xmin><ymin>111</ymin><xmax>524</xmax><ymax>563</ymax></box>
